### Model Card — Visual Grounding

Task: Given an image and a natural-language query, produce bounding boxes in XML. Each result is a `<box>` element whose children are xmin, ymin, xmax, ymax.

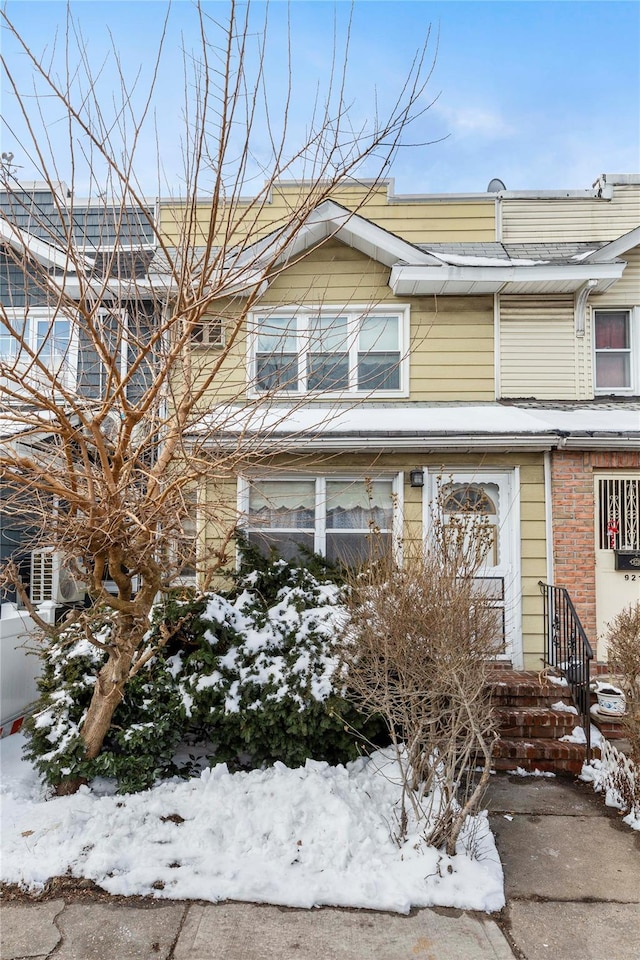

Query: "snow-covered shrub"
<box><xmin>24</xmin><ymin>612</ymin><xmax>186</xmax><ymax>794</ymax></box>
<box><xmin>152</xmin><ymin>558</ymin><xmax>382</xmax><ymax>770</ymax></box>
<box><xmin>25</xmin><ymin>556</ymin><xmax>381</xmax><ymax>792</ymax></box>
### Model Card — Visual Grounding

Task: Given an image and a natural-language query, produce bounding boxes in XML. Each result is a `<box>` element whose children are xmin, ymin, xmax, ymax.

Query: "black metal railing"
<box><xmin>539</xmin><ymin>582</ymin><xmax>594</xmax><ymax>761</ymax></box>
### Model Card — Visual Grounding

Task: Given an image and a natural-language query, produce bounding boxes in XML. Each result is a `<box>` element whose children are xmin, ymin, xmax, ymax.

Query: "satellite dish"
<box><xmin>487</xmin><ymin>178</ymin><xmax>507</xmax><ymax>192</ymax></box>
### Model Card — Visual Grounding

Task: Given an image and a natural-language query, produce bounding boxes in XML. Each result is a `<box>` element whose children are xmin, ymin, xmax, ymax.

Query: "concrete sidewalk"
<box><xmin>1</xmin><ymin>775</ymin><xmax>639</xmax><ymax>960</ymax></box>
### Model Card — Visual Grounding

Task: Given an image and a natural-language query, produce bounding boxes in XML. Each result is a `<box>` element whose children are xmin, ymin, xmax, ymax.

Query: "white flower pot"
<box><xmin>596</xmin><ymin>687</ymin><xmax>626</xmax><ymax>717</ymax></box>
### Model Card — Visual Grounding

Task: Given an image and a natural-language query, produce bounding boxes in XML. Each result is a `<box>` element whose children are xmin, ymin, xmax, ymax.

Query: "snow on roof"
<box><xmin>189</xmin><ymin>402</ymin><xmax>640</xmax><ymax>443</ymax></box>
<box><xmin>426</xmin><ymin>250</ymin><xmax>547</xmax><ymax>267</ymax></box>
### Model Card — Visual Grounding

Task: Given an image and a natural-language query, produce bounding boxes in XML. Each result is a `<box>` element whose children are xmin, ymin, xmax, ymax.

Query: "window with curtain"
<box><xmin>252</xmin><ymin>306</ymin><xmax>406</xmax><ymax>395</ymax></box>
<box><xmin>594</xmin><ymin>310</ymin><xmax>632</xmax><ymax>391</ymax></box>
<box><xmin>245</xmin><ymin>477</ymin><xmax>395</xmax><ymax>566</ymax></box>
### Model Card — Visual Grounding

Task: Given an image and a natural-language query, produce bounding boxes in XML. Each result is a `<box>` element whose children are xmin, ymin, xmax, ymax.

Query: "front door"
<box><xmin>595</xmin><ymin>474</ymin><xmax>640</xmax><ymax>658</ymax></box>
<box><xmin>426</xmin><ymin>469</ymin><xmax>521</xmax><ymax>667</ymax></box>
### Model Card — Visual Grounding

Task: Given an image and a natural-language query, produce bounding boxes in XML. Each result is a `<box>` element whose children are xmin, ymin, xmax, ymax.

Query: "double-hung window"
<box><xmin>242</xmin><ymin>475</ymin><xmax>399</xmax><ymax>566</ymax></box>
<box><xmin>593</xmin><ymin>309</ymin><xmax>638</xmax><ymax>394</ymax></box>
<box><xmin>251</xmin><ymin>305</ymin><xmax>408</xmax><ymax>395</ymax></box>
<box><xmin>1</xmin><ymin>309</ymin><xmax>76</xmax><ymax>390</ymax></box>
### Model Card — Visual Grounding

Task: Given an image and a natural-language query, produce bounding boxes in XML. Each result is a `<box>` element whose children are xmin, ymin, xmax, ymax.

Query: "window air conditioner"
<box><xmin>30</xmin><ymin>550</ymin><xmax>86</xmax><ymax>605</ymax></box>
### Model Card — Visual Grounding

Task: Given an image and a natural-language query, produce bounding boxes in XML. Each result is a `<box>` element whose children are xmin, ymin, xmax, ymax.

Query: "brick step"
<box><xmin>589</xmin><ymin>706</ymin><xmax>629</xmax><ymax>741</ymax></box>
<box><xmin>493</xmin><ymin>736</ymin><xmax>593</xmax><ymax>776</ymax></box>
<box><xmin>490</xmin><ymin>682</ymin><xmax>574</xmax><ymax>709</ymax></box>
<box><xmin>495</xmin><ymin>706</ymin><xmax>578</xmax><ymax>740</ymax></box>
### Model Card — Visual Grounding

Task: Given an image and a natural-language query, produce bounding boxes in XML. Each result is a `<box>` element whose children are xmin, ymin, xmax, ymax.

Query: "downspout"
<box><xmin>494</xmin><ymin>292</ymin><xmax>501</xmax><ymax>399</ymax></box>
<box><xmin>544</xmin><ymin>450</ymin><xmax>554</xmax><ymax>585</ymax></box>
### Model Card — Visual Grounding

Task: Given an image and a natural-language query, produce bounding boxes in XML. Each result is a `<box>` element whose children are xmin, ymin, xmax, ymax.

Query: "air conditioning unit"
<box><xmin>30</xmin><ymin>550</ymin><xmax>86</xmax><ymax>605</ymax></box>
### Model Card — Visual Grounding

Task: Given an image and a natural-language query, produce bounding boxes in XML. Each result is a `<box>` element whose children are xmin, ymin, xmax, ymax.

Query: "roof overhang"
<box><xmin>389</xmin><ymin>261</ymin><xmax>626</xmax><ymax>297</ymax></box>
<box><xmin>0</xmin><ymin>218</ymin><xmax>95</xmax><ymax>272</ymax></box>
<box><xmin>186</xmin><ymin>404</ymin><xmax>640</xmax><ymax>453</ymax></box>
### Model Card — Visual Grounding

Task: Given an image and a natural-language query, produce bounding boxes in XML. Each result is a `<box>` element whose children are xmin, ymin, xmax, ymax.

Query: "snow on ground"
<box><xmin>581</xmin><ymin>737</ymin><xmax>640</xmax><ymax>833</ymax></box>
<box><xmin>0</xmin><ymin>734</ymin><xmax>504</xmax><ymax>913</ymax></box>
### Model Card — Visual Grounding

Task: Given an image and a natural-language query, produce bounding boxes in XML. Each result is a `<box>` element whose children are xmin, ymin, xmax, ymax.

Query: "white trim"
<box><xmin>238</xmin><ymin>471</ymin><xmax>401</xmax><ymax>562</ymax></box>
<box><xmin>226</xmin><ymin>199</ymin><xmax>439</xmax><ymax>272</ymax></box>
<box><xmin>0</xmin><ymin>218</ymin><xmax>95</xmax><ymax>271</ymax></box>
<box><xmin>422</xmin><ymin>466</ymin><xmax>523</xmax><ymax>667</ymax></box>
<box><xmin>583</xmin><ymin>226</ymin><xmax>640</xmax><ymax>263</ymax></box>
<box><xmin>247</xmin><ymin>303</ymin><xmax>411</xmax><ymax>399</ymax></box>
<box><xmin>394</xmin><ymin>472</ymin><xmax>404</xmax><ymax>566</ymax></box>
<box><xmin>592</xmin><ymin>306</ymin><xmax>640</xmax><ymax>396</ymax></box>
<box><xmin>1</xmin><ymin>306</ymin><xmax>78</xmax><ymax>392</ymax></box>
<box><xmin>390</xmin><ymin>261</ymin><xmax>625</xmax><ymax>297</ymax></box>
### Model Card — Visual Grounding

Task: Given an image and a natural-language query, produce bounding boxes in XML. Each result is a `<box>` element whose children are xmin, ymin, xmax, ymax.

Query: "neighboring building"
<box><xmin>0</xmin><ymin>180</ymin><xmax>158</xmax><ymax>727</ymax></box>
<box><xmin>161</xmin><ymin>175</ymin><xmax>639</xmax><ymax>669</ymax></box>
<box><xmin>0</xmin><ymin>180</ymin><xmax>157</xmax><ymax>604</ymax></box>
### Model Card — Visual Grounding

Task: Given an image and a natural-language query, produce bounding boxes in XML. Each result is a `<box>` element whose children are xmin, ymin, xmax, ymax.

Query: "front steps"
<box><xmin>489</xmin><ymin>670</ymin><xmax>592</xmax><ymax>775</ymax></box>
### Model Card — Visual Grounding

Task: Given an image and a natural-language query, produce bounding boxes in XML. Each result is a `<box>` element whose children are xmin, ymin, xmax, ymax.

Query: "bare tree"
<box><xmin>340</xmin><ymin>482</ymin><xmax>500</xmax><ymax>855</ymax></box>
<box><xmin>606</xmin><ymin>602</ymin><xmax>640</xmax><ymax>762</ymax></box>
<box><xmin>0</xmin><ymin>1</ymin><xmax>435</xmax><ymax>787</ymax></box>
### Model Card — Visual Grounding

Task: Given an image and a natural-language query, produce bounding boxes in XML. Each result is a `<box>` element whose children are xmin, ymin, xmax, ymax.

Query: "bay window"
<box><xmin>242</xmin><ymin>476</ymin><xmax>398</xmax><ymax>566</ymax></box>
<box><xmin>252</xmin><ymin>305</ymin><xmax>408</xmax><ymax>395</ymax></box>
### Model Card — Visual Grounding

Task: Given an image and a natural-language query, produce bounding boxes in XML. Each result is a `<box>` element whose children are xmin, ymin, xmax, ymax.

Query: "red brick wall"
<box><xmin>551</xmin><ymin>450</ymin><xmax>640</xmax><ymax>657</ymax></box>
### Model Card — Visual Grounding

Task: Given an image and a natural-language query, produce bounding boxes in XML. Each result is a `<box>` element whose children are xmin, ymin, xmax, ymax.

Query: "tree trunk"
<box><xmin>81</xmin><ymin>616</ymin><xmax>144</xmax><ymax>760</ymax></box>
<box><xmin>81</xmin><ymin>655</ymin><xmax>132</xmax><ymax>759</ymax></box>
<box><xmin>54</xmin><ymin>652</ymin><xmax>134</xmax><ymax>796</ymax></box>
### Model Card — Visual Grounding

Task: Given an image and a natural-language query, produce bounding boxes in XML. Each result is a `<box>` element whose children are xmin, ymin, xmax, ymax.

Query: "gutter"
<box><xmin>559</xmin><ymin>436</ymin><xmax>640</xmax><ymax>450</ymax></box>
<box><xmin>189</xmin><ymin>433</ymin><xmax>559</xmax><ymax>453</ymax></box>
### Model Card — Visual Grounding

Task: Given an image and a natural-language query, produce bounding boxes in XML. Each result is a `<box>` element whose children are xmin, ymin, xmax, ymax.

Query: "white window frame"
<box><xmin>1</xmin><ymin>307</ymin><xmax>78</xmax><ymax>392</ymax></box>
<box><xmin>247</xmin><ymin>303</ymin><xmax>410</xmax><ymax>398</ymax></box>
<box><xmin>238</xmin><ymin>473</ymin><xmax>404</xmax><ymax>563</ymax></box>
<box><xmin>592</xmin><ymin>307</ymin><xmax>639</xmax><ymax>396</ymax></box>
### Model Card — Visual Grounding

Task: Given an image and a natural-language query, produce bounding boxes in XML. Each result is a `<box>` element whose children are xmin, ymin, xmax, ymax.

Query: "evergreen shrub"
<box><xmin>25</xmin><ymin>548</ymin><xmax>382</xmax><ymax>792</ymax></box>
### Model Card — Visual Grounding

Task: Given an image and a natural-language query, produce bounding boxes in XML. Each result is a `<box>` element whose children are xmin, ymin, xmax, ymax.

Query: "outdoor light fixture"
<box><xmin>409</xmin><ymin>469</ymin><xmax>424</xmax><ymax>488</ymax></box>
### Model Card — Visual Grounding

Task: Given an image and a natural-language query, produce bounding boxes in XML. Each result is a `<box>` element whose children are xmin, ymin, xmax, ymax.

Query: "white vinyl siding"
<box><xmin>499</xmin><ymin>298</ymin><xmax>580</xmax><ymax>399</ymax></box>
<box><xmin>501</xmin><ymin>186</ymin><xmax>640</xmax><ymax>242</ymax></box>
<box><xmin>591</xmin><ymin>247</ymin><xmax>640</xmax><ymax>308</ymax></box>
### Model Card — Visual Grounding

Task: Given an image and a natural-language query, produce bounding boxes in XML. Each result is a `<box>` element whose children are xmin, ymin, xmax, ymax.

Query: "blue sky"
<box><xmin>1</xmin><ymin>1</ymin><xmax>638</xmax><ymax>195</ymax></box>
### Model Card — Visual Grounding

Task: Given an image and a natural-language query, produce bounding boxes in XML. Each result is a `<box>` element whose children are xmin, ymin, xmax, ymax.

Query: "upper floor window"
<box><xmin>1</xmin><ymin>309</ymin><xmax>76</xmax><ymax>390</ymax></box>
<box><xmin>250</xmin><ymin>305</ymin><xmax>409</xmax><ymax>396</ymax></box>
<box><xmin>593</xmin><ymin>309</ymin><xmax>638</xmax><ymax>394</ymax></box>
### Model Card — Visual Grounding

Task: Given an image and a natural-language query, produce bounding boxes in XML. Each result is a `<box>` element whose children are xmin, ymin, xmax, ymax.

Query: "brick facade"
<box><xmin>551</xmin><ymin>450</ymin><xmax>640</xmax><ymax>656</ymax></box>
